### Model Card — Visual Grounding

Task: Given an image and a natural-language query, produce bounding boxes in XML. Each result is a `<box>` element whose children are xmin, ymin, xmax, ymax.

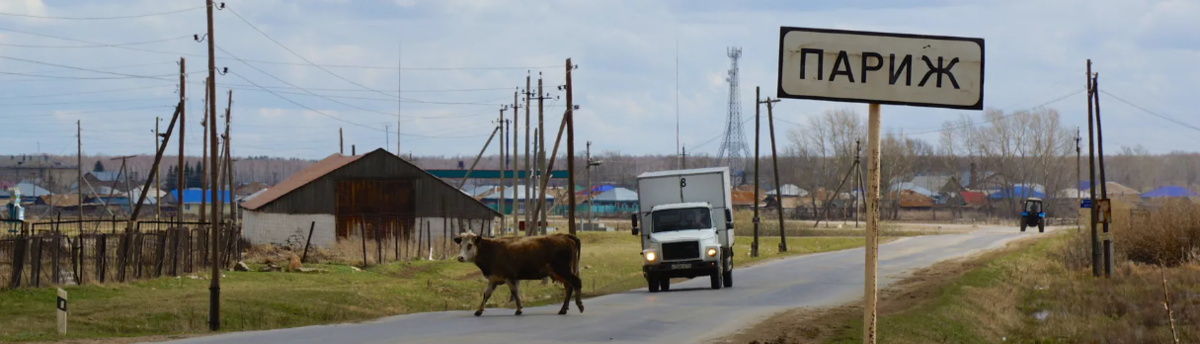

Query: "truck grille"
<box><xmin>661</xmin><ymin>241</ymin><xmax>700</xmax><ymax>261</ymax></box>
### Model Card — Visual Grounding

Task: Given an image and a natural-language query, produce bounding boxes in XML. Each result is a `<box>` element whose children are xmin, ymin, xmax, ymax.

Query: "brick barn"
<box><xmin>239</xmin><ymin>149</ymin><xmax>499</xmax><ymax>249</ymax></box>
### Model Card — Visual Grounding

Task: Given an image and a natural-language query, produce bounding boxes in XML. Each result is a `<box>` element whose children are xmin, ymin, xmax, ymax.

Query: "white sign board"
<box><xmin>777</xmin><ymin>27</ymin><xmax>984</xmax><ymax>110</ymax></box>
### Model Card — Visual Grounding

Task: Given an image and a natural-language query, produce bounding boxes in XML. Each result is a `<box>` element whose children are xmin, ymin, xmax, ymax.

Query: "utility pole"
<box><xmin>586</xmin><ymin>141</ymin><xmax>593</xmax><ymax>228</ymax></box>
<box><xmin>498</xmin><ymin>106</ymin><xmax>507</xmax><ymax>235</ymax></box>
<box><xmin>385</xmin><ymin>125</ymin><xmax>389</xmax><ymax>154</ymax></box>
<box><xmin>403</xmin><ymin>42</ymin><xmax>408</xmax><ymax>157</ymax></box>
<box><xmin>76</xmin><ymin>120</ymin><xmax>82</xmax><ymax>234</ymax></box>
<box><xmin>565</xmin><ymin>58</ymin><xmax>576</xmax><ymax>235</ymax></box>
<box><xmin>205</xmin><ymin>0</ymin><xmax>221</xmax><ymax>331</ymax></box>
<box><xmin>680</xmin><ymin>145</ymin><xmax>688</xmax><ymax>169</ymax></box>
<box><xmin>178</xmin><ymin>57</ymin><xmax>186</xmax><ymax>229</ymax></box>
<box><xmin>200</xmin><ymin>78</ymin><xmax>209</xmax><ymax>224</ymax></box>
<box><xmin>1080</xmin><ymin>127</ymin><xmax>1089</xmax><ymax>228</ymax></box>
<box><xmin>155</xmin><ymin>117</ymin><xmax>161</xmax><ymax>219</ymax></box>
<box><xmin>537</xmin><ymin>74</ymin><xmax>548</xmax><ymax>235</ymax></box>
<box><xmin>1086</xmin><ymin>60</ymin><xmax>1099</xmax><ymax>278</ymax></box>
<box><xmin>512</xmin><ymin>91</ymin><xmax>520</xmax><ymax>235</ymax></box>
<box><xmin>339</xmin><ymin>128</ymin><xmax>344</xmax><ymax>154</ymax></box>
<box><xmin>752</xmin><ymin>87</ymin><xmax>761</xmax><ymax>258</ymax></box>
<box><xmin>524</xmin><ymin>73</ymin><xmax>532</xmax><ymax>237</ymax></box>
<box><xmin>223</xmin><ymin>90</ymin><xmax>233</xmax><ymax>226</ymax></box>
<box><xmin>1094</xmin><ymin>74</ymin><xmax>1112</xmax><ymax>278</ymax></box>
<box><xmin>766</xmin><ymin>97</ymin><xmax>785</xmax><ymax>252</ymax></box>
<box><xmin>855</xmin><ymin>140</ymin><xmax>863</xmax><ymax>228</ymax></box>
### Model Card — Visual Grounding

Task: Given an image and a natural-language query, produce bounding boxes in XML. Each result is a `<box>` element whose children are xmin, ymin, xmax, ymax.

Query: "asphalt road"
<box><xmin>160</xmin><ymin>225</ymin><xmax>1054</xmax><ymax>344</ymax></box>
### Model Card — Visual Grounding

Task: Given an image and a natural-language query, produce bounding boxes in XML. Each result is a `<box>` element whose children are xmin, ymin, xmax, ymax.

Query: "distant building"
<box><xmin>239</xmin><ymin>149</ymin><xmax>498</xmax><ymax>249</ymax></box>
<box><xmin>0</xmin><ymin>155</ymin><xmax>77</xmax><ymax>193</ymax></box>
<box><xmin>167</xmin><ymin>188</ymin><xmax>234</xmax><ymax>217</ymax></box>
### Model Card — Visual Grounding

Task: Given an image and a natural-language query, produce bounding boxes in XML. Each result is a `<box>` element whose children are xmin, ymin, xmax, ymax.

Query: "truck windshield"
<box><xmin>651</xmin><ymin>208</ymin><xmax>711</xmax><ymax>233</ymax></box>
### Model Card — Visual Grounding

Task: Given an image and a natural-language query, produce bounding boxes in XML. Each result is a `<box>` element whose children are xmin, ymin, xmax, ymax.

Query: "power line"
<box><xmin>0</xmin><ymin>84</ymin><xmax>174</xmax><ymax>100</ymax></box>
<box><xmin>225</xmin><ymin>70</ymin><xmax>386</xmax><ymax>132</ymax></box>
<box><xmin>1099</xmin><ymin>90</ymin><xmax>1200</xmax><ymax>133</ymax></box>
<box><xmin>0</xmin><ymin>69</ymin><xmax>204</xmax><ymax>81</ymax></box>
<box><xmin>905</xmin><ymin>88</ymin><xmax>1087</xmax><ymax>136</ymax></box>
<box><xmin>216</xmin><ymin>44</ymin><xmax>399</xmax><ymax>118</ymax></box>
<box><xmin>0</xmin><ymin>26</ymin><xmax>558</xmax><ymax>72</ymax></box>
<box><xmin>0</xmin><ymin>105</ymin><xmax>172</xmax><ymax>119</ymax></box>
<box><xmin>0</xmin><ymin>54</ymin><xmax>201</xmax><ymax>81</ymax></box>
<box><xmin>225</xmin><ymin>6</ymin><xmax>396</xmax><ymax>100</ymax></box>
<box><xmin>0</xmin><ymin>5</ymin><xmax>207</xmax><ymax>20</ymax></box>
<box><xmin>0</xmin><ymin>98</ymin><xmax>173</xmax><ymax>107</ymax></box>
<box><xmin>0</xmin><ymin>35</ymin><xmax>191</xmax><ymax>48</ymax></box>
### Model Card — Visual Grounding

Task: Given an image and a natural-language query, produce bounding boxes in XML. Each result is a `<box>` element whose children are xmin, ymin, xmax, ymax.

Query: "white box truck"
<box><xmin>631</xmin><ymin>167</ymin><xmax>734</xmax><ymax>292</ymax></box>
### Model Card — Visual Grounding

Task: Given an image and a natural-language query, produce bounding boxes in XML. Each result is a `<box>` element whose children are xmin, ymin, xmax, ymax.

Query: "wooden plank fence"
<box><xmin>1</xmin><ymin>225</ymin><xmax>238</xmax><ymax>289</ymax></box>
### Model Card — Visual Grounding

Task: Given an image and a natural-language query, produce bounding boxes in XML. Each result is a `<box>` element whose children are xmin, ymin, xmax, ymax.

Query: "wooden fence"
<box><xmin>1</xmin><ymin>224</ymin><xmax>240</xmax><ymax>289</ymax></box>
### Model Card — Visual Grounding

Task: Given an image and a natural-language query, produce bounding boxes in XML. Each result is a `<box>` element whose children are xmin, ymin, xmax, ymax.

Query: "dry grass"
<box><xmin>734</xmin><ymin>201</ymin><xmax>1200</xmax><ymax>344</ymax></box>
<box><xmin>0</xmin><ymin>232</ymin><xmax>880</xmax><ymax>342</ymax></box>
<box><xmin>1114</xmin><ymin>201</ymin><xmax>1200</xmax><ymax>266</ymax></box>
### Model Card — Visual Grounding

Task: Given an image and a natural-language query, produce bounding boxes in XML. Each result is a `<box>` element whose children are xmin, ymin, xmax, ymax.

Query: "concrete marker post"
<box><xmin>56</xmin><ymin>288</ymin><xmax>67</xmax><ymax>335</ymax></box>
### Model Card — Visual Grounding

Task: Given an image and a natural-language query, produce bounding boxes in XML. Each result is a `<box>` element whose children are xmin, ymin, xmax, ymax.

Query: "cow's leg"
<box><xmin>475</xmin><ymin>281</ymin><xmax>500</xmax><ymax>316</ymax></box>
<box><xmin>573</xmin><ymin>277</ymin><xmax>584</xmax><ymax>313</ymax></box>
<box><xmin>552</xmin><ymin>271</ymin><xmax>573</xmax><ymax>315</ymax></box>
<box><xmin>551</xmin><ymin>262</ymin><xmax>583</xmax><ymax>315</ymax></box>
<box><xmin>506</xmin><ymin>279</ymin><xmax>523</xmax><ymax>315</ymax></box>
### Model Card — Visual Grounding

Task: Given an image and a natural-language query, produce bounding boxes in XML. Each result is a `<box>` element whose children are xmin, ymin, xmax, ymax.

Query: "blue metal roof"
<box><xmin>170</xmin><ymin>188</ymin><xmax>232</xmax><ymax>203</ymax></box>
<box><xmin>1141</xmin><ymin>186</ymin><xmax>1198</xmax><ymax>198</ymax></box>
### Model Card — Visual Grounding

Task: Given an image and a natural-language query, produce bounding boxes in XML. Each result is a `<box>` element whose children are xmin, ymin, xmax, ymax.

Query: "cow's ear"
<box><xmin>453</xmin><ymin>237</ymin><xmax>462</xmax><ymax>244</ymax></box>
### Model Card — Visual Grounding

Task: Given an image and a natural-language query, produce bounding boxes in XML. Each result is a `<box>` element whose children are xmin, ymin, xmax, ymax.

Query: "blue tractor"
<box><xmin>1020</xmin><ymin>197</ymin><xmax>1044</xmax><ymax>233</ymax></box>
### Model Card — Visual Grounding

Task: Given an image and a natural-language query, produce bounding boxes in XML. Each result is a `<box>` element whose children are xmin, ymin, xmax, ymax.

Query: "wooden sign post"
<box><xmin>56</xmin><ymin>288</ymin><xmax>67</xmax><ymax>335</ymax></box>
<box><xmin>777</xmin><ymin>26</ymin><xmax>984</xmax><ymax>343</ymax></box>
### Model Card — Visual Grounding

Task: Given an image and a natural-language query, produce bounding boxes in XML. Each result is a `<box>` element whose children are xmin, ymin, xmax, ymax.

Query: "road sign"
<box><xmin>1081</xmin><ymin>199</ymin><xmax>1092</xmax><ymax>208</ymax></box>
<box><xmin>777</xmin><ymin>27</ymin><xmax>984</xmax><ymax>110</ymax></box>
<box><xmin>1097</xmin><ymin>199</ymin><xmax>1112</xmax><ymax>224</ymax></box>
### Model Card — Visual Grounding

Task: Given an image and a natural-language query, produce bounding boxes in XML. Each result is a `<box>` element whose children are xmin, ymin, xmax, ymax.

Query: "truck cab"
<box><xmin>632</xmin><ymin>167</ymin><xmax>734</xmax><ymax>292</ymax></box>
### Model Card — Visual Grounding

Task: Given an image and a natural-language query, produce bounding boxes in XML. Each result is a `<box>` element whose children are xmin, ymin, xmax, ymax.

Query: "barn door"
<box><xmin>335</xmin><ymin>180</ymin><xmax>415</xmax><ymax>240</ymax></box>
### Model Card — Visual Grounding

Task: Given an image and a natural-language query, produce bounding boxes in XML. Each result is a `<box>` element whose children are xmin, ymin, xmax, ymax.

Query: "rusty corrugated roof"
<box><xmin>240</xmin><ymin>153</ymin><xmax>363</xmax><ymax>211</ymax></box>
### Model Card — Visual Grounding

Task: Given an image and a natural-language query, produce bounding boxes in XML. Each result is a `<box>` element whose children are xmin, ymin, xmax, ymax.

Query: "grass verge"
<box><xmin>0</xmin><ymin>232</ymin><xmax>888</xmax><ymax>342</ymax></box>
<box><xmin>734</xmin><ymin>228</ymin><xmax>1200</xmax><ymax>344</ymax></box>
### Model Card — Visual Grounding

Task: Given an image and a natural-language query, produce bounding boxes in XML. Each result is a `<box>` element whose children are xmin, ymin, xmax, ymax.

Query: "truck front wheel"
<box><xmin>709</xmin><ymin>269</ymin><xmax>722</xmax><ymax>290</ymax></box>
<box><xmin>723</xmin><ymin>256</ymin><xmax>733</xmax><ymax>288</ymax></box>
<box><xmin>647</xmin><ymin>274</ymin><xmax>660</xmax><ymax>293</ymax></box>
<box><xmin>660</xmin><ymin>277</ymin><xmax>671</xmax><ymax>291</ymax></box>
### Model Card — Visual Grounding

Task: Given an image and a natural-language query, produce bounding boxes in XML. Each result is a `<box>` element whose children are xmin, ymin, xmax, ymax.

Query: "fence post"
<box><xmin>97</xmin><ymin>234</ymin><xmax>107</xmax><ymax>284</ymax></box>
<box><xmin>31</xmin><ymin>237</ymin><xmax>42</xmax><ymax>288</ymax></box>
<box><xmin>52</xmin><ymin>234</ymin><xmax>62</xmax><ymax>285</ymax></box>
<box><xmin>360</xmin><ymin>223</ymin><xmax>368</xmax><ymax>267</ymax></box>
<box><xmin>172</xmin><ymin>227</ymin><xmax>181</xmax><ymax>276</ymax></box>
<box><xmin>9</xmin><ymin>236</ymin><xmax>26</xmax><ymax>288</ymax></box>
<box><xmin>301</xmin><ymin>221</ymin><xmax>315</xmax><ymax>263</ymax></box>
<box><xmin>155</xmin><ymin>231</ymin><xmax>167</xmax><ymax>277</ymax></box>
<box><xmin>375</xmin><ymin>219</ymin><xmax>383</xmax><ymax>265</ymax></box>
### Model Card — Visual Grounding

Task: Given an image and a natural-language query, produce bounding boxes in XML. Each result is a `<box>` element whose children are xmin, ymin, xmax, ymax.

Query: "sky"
<box><xmin>0</xmin><ymin>0</ymin><xmax>1197</xmax><ymax>160</ymax></box>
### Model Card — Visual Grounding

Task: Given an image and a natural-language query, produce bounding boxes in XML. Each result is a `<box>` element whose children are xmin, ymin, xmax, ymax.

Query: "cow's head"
<box><xmin>453</xmin><ymin>231</ymin><xmax>482</xmax><ymax>262</ymax></box>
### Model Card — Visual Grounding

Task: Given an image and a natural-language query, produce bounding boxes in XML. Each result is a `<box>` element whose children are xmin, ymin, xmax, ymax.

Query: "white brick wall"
<box><xmin>243</xmin><ymin>211</ymin><xmax>337</xmax><ymax>249</ymax></box>
<box><xmin>243</xmin><ymin>211</ymin><xmax>494</xmax><ymax>249</ymax></box>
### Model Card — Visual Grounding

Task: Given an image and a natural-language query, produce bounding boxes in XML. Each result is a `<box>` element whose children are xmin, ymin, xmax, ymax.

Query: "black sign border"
<box><xmin>776</xmin><ymin>26</ymin><xmax>985</xmax><ymax>111</ymax></box>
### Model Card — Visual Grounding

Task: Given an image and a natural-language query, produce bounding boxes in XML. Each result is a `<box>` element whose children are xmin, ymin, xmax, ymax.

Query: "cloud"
<box><xmin>2</xmin><ymin>0</ymin><xmax>1199</xmax><ymax>158</ymax></box>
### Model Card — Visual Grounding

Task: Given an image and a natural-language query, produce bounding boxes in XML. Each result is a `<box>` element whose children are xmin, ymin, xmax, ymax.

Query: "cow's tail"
<box><xmin>567</xmin><ymin>234</ymin><xmax>582</xmax><ymax>276</ymax></box>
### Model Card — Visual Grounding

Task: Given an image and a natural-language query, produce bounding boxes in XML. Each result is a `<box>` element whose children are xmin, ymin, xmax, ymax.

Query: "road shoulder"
<box><xmin>714</xmin><ymin>236</ymin><xmax>1038</xmax><ymax>344</ymax></box>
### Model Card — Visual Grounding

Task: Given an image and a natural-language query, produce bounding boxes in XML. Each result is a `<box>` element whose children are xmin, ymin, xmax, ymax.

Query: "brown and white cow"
<box><xmin>454</xmin><ymin>231</ymin><xmax>583</xmax><ymax>316</ymax></box>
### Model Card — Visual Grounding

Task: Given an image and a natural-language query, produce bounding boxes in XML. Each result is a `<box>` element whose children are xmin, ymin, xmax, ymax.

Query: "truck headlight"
<box><xmin>645</xmin><ymin>251</ymin><xmax>657</xmax><ymax>262</ymax></box>
<box><xmin>706</xmin><ymin>247</ymin><xmax>718</xmax><ymax>257</ymax></box>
